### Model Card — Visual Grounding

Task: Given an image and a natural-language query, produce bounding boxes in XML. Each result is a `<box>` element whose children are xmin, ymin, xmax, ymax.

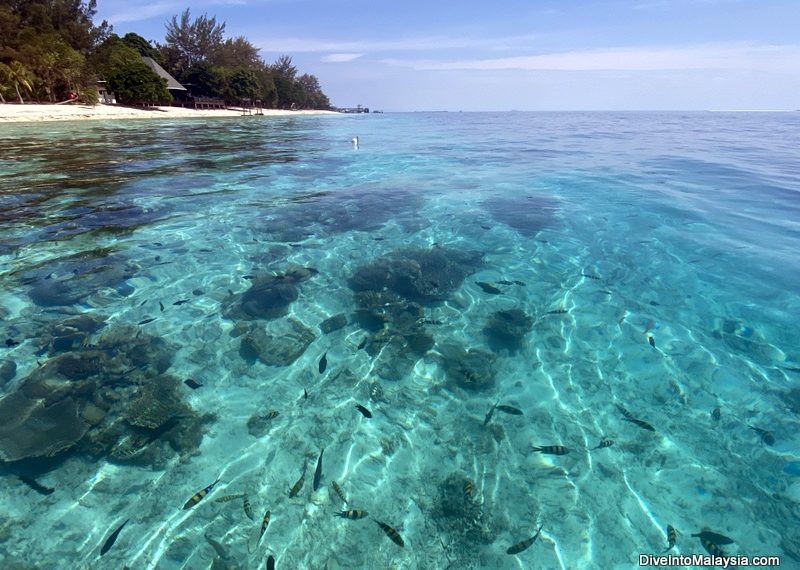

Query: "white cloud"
<box><xmin>379</xmin><ymin>43</ymin><xmax>800</xmax><ymax>72</ymax></box>
<box><xmin>321</xmin><ymin>53</ymin><xmax>364</xmax><ymax>63</ymax></box>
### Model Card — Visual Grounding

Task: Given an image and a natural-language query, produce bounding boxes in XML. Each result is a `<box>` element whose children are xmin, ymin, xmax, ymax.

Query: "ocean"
<box><xmin>0</xmin><ymin>111</ymin><xmax>798</xmax><ymax>569</ymax></box>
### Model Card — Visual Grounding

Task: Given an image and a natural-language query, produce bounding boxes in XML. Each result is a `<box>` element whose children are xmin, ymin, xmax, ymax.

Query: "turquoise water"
<box><xmin>0</xmin><ymin>111</ymin><xmax>799</xmax><ymax>569</ymax></box>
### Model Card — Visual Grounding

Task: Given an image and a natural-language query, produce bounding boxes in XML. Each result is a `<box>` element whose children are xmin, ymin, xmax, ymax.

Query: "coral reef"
<box><xmin>483</xmin><ymin>308</ymin><xmax>533</xmax><ymax>352</ymax></box>
<box><xmin>437</xmin><ymin>344</ymin><xmax>497</xmax><ymax>391</ymax></box>
<box><xmin>223</xmin><ymin>265</ymin><xmax>317</xmax><ymax>321</ymax></box>
<box><xmin>482</xmin><ymin>194</ymin><xmax>558</xmax><ymax>237</ymax></box>
<box><xmin>239</xmin><ymin>318</ymin><xmax>316</xmax><ymax>366</ymax></box>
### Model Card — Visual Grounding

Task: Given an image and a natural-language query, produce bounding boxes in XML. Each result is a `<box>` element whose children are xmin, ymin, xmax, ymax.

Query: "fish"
<box><xmin>159</xmin><ymin>301</ymin><xmax>165</xmax><ymax>312</ymax></box>
<box><xmin>357</xmin><ymin>337</ymin><xmax>368</xmax><ymax>350</ymax></box>
<box><xmin>5</xmin><ymin>338</ymin><xmax>20</xmax><ymax>347</ymax></box>
<box><xmin>749</xmin><ymin>426</ymin><xmax>775</xmax><ymax>446</ymax></box>
<box><xmin>507</xmin><ymin>523</ymin><xmax>544</xmax><ymax>555</ymax></box>
<box><xmin>248</xmin><ymin>510</ymin><xmax>271</xmax><ymax>553</ymax></box>
<box><xmin>137</xmin><ymin>318</ymin><xmax>155</xmax><ymax>326</ymax></box>
<box><xmin>496</xmin><ymin>280</ymin><xmax>515</xmax><ymax>285</ymax></box>
<box><xmin>691</xmin><ymin>530</ymin><xmax>735</xmax><ymax>545</ymax></box>
<box><xmin>243</xmin><ymin>274</ymin><xmax>255</xmax><ymax>280</ymax></box>
<box><xmin>547</xmin><ymin>309</ymin><xmax>568</xmax><ymax>315</ymax></box>
<box><xmin>513</xmin><ymin>280</ymin><xmax>526</xmax><ymax>286</ymax></box>
<box><xmin>532</xmin><ymin>445</ymin><xmax>569</xmax><ymax>455</ymax></box>
<box><xmin>266</xmin><ymin>555</ymin><xmax>276</xmax><ymax>570</ymax></box>
<box><xmin>581</xmin><ymin>273</ymin><xmax>601</xmax><ymax>280</ymax></box>
<box><xmin>496</xmin><ymin>405</ymin><xmax>523</xmax><ymax>416</ymax></box>
<box><xmin>700</xmin><ymin>537</ymin><xmax>728</xmax><ymax>557</ymax></box>
<box><xmin>616</xmin><ymin>404</ymin><xmax>635</xmax><ymax>420</ymax></box>
<box><xmin>182</xmin><ymin>477</ymin><xmax>221</xmax><ymax>509</ymax></box>
<box><xmin>593</xmin><ymin>439</ymin><xmax>614</xmax><ymax>450</ymax></box>
<box><xmin>289</xmin><ymin>461</ymin><xmax>307</xmax><ymax>498</ymax></box>
<box><xmin>173</xmin><ymin>299</ymin><xmax>189</xmax><ymax>306</ymax></box>
<box><xmin>243</xmin><ymin>494</ymin><xmax>255</xmax><ymax>521</ymax></box>
<box><xmin>313</xmin><ymin>448</ymin><xmax>324</xmax><ymax>491</ymax></box>
<box><xmin>184</xmin><ymin>379</ymin><xmax>203</xmax><ymax>389</ymax></box>
<box><xmin>475</xmin><ymin>281</ymin><xmax>502</xmax><ymax>294</ymax></box>
<box><xmin>663</xmin><ymin>525</ymin><xmax>677</xmax><ymax>552</ymax></box>
<box><xmin>331</xmin><ymin>480</ymin><xmax>348</xmax><ymax>504</ymax></box>
<box><xmin>334</xmin><ymin>509</ymin><xmax>369</xmax><ymax>519</ymax></box>
<box><xmin>712</xmin><ymin>407</ymin><xmax>721</xmax><ymax>422</ymax></box>
<box><xmin>264</xmin><ymin>410</ymin><xmax>280</xmax><ymax>421</ymax></box>
<box><xmin>463</xmin><ymin>480</ymin><xmax>474</xmax><ymax>501</ymax></box>
<box><xmin>204</xmin><ymin>534</ymin><xmax>231</xmax><ymax>561</ymax></box>
<box><xmin>303</xmin><ymin>387</ymin><xmax>308</xmax><ymax>399</ymax></box>
<box><xmin>648</xmin><ymin>336</ymin><xmax>656</xmax><ymax>348</ymax></box>
<box><xmin>375</xmin><ymin>520</ymin><xmax>405</xmax><ymax>547</ymax></box>
<box><xmin>100</xmin><ymin>519</ymin><xmax>130</xmax><ymax>556</ymax></box>
<box><xmin>484</xmin><ymin>400</ymin><xmax>499</xmax><ymax>426</ymax></box>
<box><xmin>18</xmin><ymin>476</ymin><xmax>54</xmax><ymax>495</ymax></box>
<box><xmin>214</xmin><ymin>493</ymin><xmax>246</xmax><ymax>503</ymax></box>
<box><xmin>355</xmin><ymin>404</ymin><xmax>373</xmax><ymax>418</ymax></box>
<box><xmin>625</xmin><ymin>418</ymin><xmax>656</xmax><ymax>432</ymax></box>
<box><xmin>319</xmin><ymin>352</ymin><xmax>328</xmax><ymax>374</ymax></box>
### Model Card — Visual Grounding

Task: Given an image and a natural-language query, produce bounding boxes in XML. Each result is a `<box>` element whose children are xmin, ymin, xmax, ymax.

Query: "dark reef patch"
<box><xmin>483</xmin><ymin>194</ymin><xmax>558</xmax><ymax>237</ymax></box>
<box><xmin>222</xmin><ymin>265</ymin><xmax>317</xmax><ymax>321</ymax></box>
<box><xmin>260</xmin><ymin>186</ymin><xmax>424</xmax><ymax>242</ymax></box>
<box><xmin>22</xmin><ymin>249</ymin><xmax>138</xmax><ymax>307</ymax></box>
<box><xmin>483</xmin><ymin>308</ymin><xmax>533</xmax><ymax>352</ymax></box>
<box><xmin>349</xmin><ymin>246</ymin><xmax>483</xmax><ymax>304</ymax></box>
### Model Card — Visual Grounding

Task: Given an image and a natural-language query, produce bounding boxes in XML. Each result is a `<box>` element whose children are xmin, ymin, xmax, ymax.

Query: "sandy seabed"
<box><xmin>0</xmin><ymin>103</ymin><xmax>337</xmax><ymax>123</ymax></box>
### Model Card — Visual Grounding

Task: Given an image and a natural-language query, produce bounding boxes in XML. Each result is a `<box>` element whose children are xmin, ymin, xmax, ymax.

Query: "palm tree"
<box><xmin>0</xmin><ymin>61</ymin><xmax>34</xmax><ymax>104</ymax></box>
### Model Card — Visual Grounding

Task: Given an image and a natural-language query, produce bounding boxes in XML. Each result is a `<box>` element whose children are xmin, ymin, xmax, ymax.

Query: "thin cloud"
<box><xmin>107</xmin><ymin>1</ymin><xmax>181</xmax><ymax>23</ymax></box>
<box><xmin>321</xmin><ymin>53</ymin><xmax>364</xmax><ymax>63</ymax></box>
<box><xmin>255</xmin><ymin>33</ymin><xmax>542</xmax><ymax>54</ymax></box>
<box><xmin>380</xmin><ymin>43</ymin><xmax>800</xmax><ymax>72</ymax></box>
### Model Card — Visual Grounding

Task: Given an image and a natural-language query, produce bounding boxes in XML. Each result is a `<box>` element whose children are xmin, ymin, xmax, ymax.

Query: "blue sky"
<box><xmin>96</xmin><ymin>0</ymin><xmax>800</xmax><ymax>111</ymax></box>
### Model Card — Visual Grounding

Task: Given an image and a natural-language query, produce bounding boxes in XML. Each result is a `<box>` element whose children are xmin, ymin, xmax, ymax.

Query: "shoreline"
<box><xmin>0</xmin><ymin>103</ymin><xmax>338</xmax><ymax>123</ymax></box>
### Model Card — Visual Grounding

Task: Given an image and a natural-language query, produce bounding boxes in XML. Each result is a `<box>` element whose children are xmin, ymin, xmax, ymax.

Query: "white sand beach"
<box><xmin>0</xmin><ymin>103</ymin><xmax>337</xmax><ymax>123</ymax></box>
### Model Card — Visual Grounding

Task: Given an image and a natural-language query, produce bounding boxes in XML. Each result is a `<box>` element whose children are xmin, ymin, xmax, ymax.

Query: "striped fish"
<box><xmin>248</xmin><ymin>510</ymin><xmax>271</xmax><ymax>554</ymax></box>
<box><xmin>214</xmin><ymin>493</ymin><xmax>246</xmax><ymax>503</ymax></box>
<box><xmin>243</xmin><ymin>494</ymin><xmax>255</xmax><ymax>521</ymax></box>
<box><xmin>331</xmin><ymin>481</ymin><xmax>348</xmax><ymax>504</ymax></box>
<box><xmin>375</xmin><ymin>520</ymin><xmax>404</xmax><ymax>548</ymax></box>
<box><xmin>289</xmin><ymin>461</ymin><xmax>307</xmax><ymax>498</ymax></box>
<box><xmin>532</xmin><ymin>445</ymin><xmax>569</xmax><ymax>455</ymax></box>
<box><xmin>625</xmin><ymin>418</ymin><xmax>656</xmax><ymax>432</ymax></box>
<box><xmin>700</xmin><ymin>537</ymin><xmax>727</xmax><ymax>557</ymax></box>
<box><xmin>334</xmin><ymin>509</ymin><xmax>368</xmax><ymax>520</ymax></box>
<box><xmin>507</xmin><ymin>523</ymin><xmax>544</xmax><ymax>555</ymax></box>
<box><xmin>663</xmin><ymin>525</ymin><xmax>677</xmax><ymax>552</ymax></box>
<box><xmin>463</xmin><ymin>480</ymin><xmax>474</xmax><ymax>501</ymax></box>
<box><xmin>182</xmin><ymin>477</ymin><xmax>221</xmax><ymax>510</ymax></box>
<box><xmin>593</xmin><ymin>439</ymin><xmax>614</xmax><ymax>449</ymax></box>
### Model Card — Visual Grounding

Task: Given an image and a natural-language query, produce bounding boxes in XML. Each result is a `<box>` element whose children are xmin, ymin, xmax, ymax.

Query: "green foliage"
<box><xmin>181</xmin><ymin>60</ymin><xmax>224</xmax><ymax>97</ymax></box>
<box><xmin>1</xmin><ymin>1</ymin><xmax>109</xmax><ymax>102</ymax></box>
<box><xmin>121</xmin><ymin>33</ymin><xmax>160</xmax><ymax>61</ymax></box>
<box><xmin>163</xmin><ymin>9</ymin><xmax>225</xmax><ymax>78</ymax></box>
<box><xmin>0</xmin><ymin>2</ymin><xmax>331</xmax><ymax>109</ymax></box>
<box><xmin>107</xmin><ymin>61</ymin><xmax>171</xmax><ymax>105</ymax></box>
<box><xmin>77</xmin><ymin>84</ymin><xmax>99</xmax><ymax>105</ymax></box>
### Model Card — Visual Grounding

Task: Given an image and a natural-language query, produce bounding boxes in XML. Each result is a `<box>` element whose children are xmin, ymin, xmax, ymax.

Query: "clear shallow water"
<box><xmin>0</xmin><ymin>111</ymin><xmax>799</xmax><ymax>569</ymax></box>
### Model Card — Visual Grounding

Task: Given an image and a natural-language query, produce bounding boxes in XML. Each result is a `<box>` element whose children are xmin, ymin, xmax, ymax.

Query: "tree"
<box><xmin>121</xmin><ymin>32</ymin><xmax>160</xmax><ymax>60</ymax></box>
<box><xmin>163</xmin><ymin>9</ymin><xmax>225</xmax><ymax>77</ymax></box>
<box><xmin>229</xmin><ymin>68</ymin><xmax>259</xmax><ymax>101</ymax></box>
<box><xmin>0</xmin><ymin>61</ymin><xmax>34</xmax><ymax>103</ymax></box>
<box><xmin>181</xmin><ymin>59</ymin><xmax>224</xmax><ymax>97</ymax></box>
<box><xmin>107</xmin><ymin>60</ymin><xmax>170</xmax><ymax>105</ymax></box>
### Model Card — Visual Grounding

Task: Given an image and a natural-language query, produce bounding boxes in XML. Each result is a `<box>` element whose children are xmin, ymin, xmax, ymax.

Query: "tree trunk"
<box><xmin>15</xmin><ymin>83</ymin><xmax>23</xmax><ymax>104</ymax></box>
<box><xmin>0</xmin><ymin>91</ymin><xmax>5</xmax><ymax>103</ymax></box>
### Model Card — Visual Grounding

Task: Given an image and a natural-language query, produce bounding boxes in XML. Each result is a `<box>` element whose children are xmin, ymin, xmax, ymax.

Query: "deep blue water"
<box><xmin>0</xmin><ymin>111</ymin><xmax>799</xmax><ymax>569</ymax></box>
